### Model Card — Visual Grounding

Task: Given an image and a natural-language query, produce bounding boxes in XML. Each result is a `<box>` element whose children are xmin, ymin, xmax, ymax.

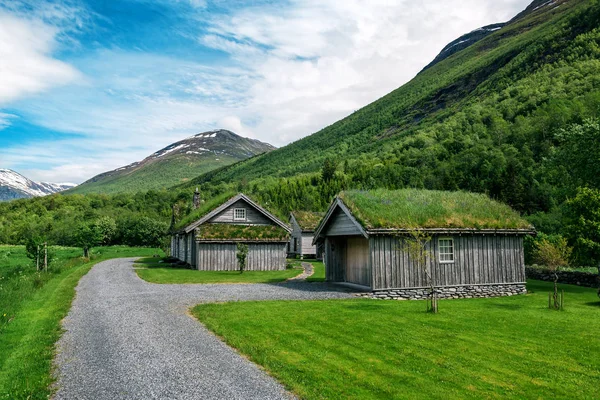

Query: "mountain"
<box><xmin>421</xmin><ymin>23</ymin><xmax>506</xmax><ymax>72</ymax></box>
<box><xmin>181</xmin><ymin>0</ymin><xmax>599</xmax><ymax>216</ymax></box>
<box><xmin>69</xmin><ymin>130</ymin><xmax>275</xmax><ymax>195</ymax></box>
<box><xmin>0</xmin><ymin>169</ymin><xmax>75</xmax><ymax>201</ymax></box>
<box><xmin>422</xmin><ymin>0</ymin><xmax>561</xmax><ymax>71</ymax></box>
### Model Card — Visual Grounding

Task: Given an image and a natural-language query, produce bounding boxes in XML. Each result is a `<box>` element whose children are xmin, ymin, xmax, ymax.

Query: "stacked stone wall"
<box><xmin>526</xmin><ymin>267</ymin><xmax>599</xmax><ymax>288</ymax></box>
<box><xmin>357</xmin><ymin>283</ymin><xmax>527</xmax><ymax>300</ymax></box>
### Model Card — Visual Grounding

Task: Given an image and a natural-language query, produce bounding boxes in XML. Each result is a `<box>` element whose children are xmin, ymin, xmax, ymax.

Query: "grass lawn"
<box><xmin>0</xmin><ymin>245</ymin><xmax>160</xmax><ymax>399</ymax></box>
<box><xmin>193</xmin><ymin>280</ymin><xmax>600</xmax><ymax>399</ymax></box>
<box><xmin>134</xmin><ymin>257</ymin><xmax>303</xmax><ymax>284</ymax></box>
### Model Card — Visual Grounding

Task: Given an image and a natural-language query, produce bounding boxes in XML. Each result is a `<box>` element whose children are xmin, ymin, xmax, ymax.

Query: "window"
<box><xmin>438</xmin><ymin>238</ymin><xmax>454</xmax><ymax>263</ymax></box>
<box><xmin>233</xmin><ymin>208</ymin><xmax>246</xmax><ymax>221</ymax></box>
<box><xmin>294</xmin><ymin>238</ymin><xmax>298</xmax><ymax>252</ymax></box>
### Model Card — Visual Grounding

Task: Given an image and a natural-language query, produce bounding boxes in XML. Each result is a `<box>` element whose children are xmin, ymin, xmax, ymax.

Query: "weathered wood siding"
<box><xmin>247</xmin><ymin>243</ymin><xmax>287</xmax><ymax>270</ymax></box>
<box><xmin>196</xmin><ymin>242</ymin><xmax>286</xmax><ymax>271</ymax></box>
<box><xmin>208</xmin><ymin>199</ymin><xmax>272</xmax><ymax>225</ymax></box>
<box><xmin>370</xmin><ymin>234</ymin><xmax>526</xmax><ymax>290</ymax></box>
<box><xmin>324</xmin><ymin>237</ymin><xmax>346</xmax><ymax>282</ymax></box>
<box><xmin>301</xmin><ymin>233</ymin><xmax>317</xmax><ymax>256</ymax></box>
<box><xmin>289</xmin><ymin>217</ymin><xmax>302</xmax><ymax>256</ymax></box>
<box><xmin>324</xmin><ymin>209</ymin><xmax>362</xmax><ymax>236</ymax></box>
<box><xmin>171</xmin><ymin>236</ymin><xmax>177</xmax><ymax>257</ymax></box>
<box><xmin>178</xmin><ymin>235</ymin><xmax>185</xmax><ymax>261</ymax></box>
<box><xmin>346</xmin><ymin>237</ymin><xmax>370</xmax><ymax>286</ymax></box>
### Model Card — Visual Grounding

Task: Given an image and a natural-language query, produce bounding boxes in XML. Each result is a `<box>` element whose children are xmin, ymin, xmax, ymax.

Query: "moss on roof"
<box><xmin>196</xmin><ymin>223</ymin><xmax>289</xmax><ymax>241</ymax></box>
<box><xmin>292</xmin><ymin>211</ymin><xmax>326</xmax><ymax>231</ymax></box>
<box><xmin>175</xmin><ymin>192</ymin><xmax>236</xmax><ymax>231</ymax></box>
<box><xmin>339</xmin><ymin>189</ymin><xmax>532</xmax><ymax>230</ymax></box>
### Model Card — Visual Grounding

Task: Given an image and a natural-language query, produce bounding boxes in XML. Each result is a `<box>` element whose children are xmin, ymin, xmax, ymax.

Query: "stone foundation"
<box><xmin>526</xmin><ymin>267</ymin><xmax>599</xmax><ymax>288</ymax></box>
<box><xmin>356</xmin><ymin>283</ymin><xmax>527</xmax><ymax>300</ymax></box>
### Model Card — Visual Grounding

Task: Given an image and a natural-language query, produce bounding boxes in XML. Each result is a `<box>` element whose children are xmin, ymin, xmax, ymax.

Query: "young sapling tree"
<box><xmin>236</xmin><ymin>242</ymin><xmax>249</xmax><ymax>274</ymax></box>
<box><xmin>533</xmin><ymin>237</ymin><xmax>572</xmax><ymax>310</ymax></box>
<box><xmin>402</xmin><ymin>229</ymin><xmax>437</xmax><ymax>313</ymax></box>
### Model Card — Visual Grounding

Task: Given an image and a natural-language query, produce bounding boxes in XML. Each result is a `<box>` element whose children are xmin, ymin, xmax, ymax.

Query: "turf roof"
<box><xmin>338</xmin><ymin>189</ymin><xmax>532</xmax><ymax>230</ymax></box>
<box><xmin>174</xmin><ymin>192</ymin><xmax>237</xmax><ymax>231</ymax></box>
<box><xmin>196</xmin><ymin>224</ymin><xmax>289</xmax><ymax>241</ymax></box>
<box><xmin>292</xmin><ymin>211</ymin><xmax>326</xmax><ymax>231</ymax></box>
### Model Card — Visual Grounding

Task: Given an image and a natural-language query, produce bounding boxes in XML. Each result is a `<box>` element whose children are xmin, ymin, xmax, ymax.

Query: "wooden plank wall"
<box><xmin>301</xmin><ymin>233</ymin><xmax>317</xmax><ymax>256</ymax></box>
<box><xmin>324</xmin><ymin>237</ymin><xmax>346</xmax><ymax>282</ymax></box>
<box><xmin>370</xmin><ymin>234</ymin><xmax>526</xmax><ymax>290</ymax></box>
<box><xmin>196</xmin><ymin>243</ymin><xmax>236</xmax><ymax>270</ymax></box>
<box><xmin>325</xmin><ymin>209</ymin><xmax>363</xmax><ymax>236</ymax></box>
<box><xmin>247</xmin><ymin>243</ymin><xmax>287</xmax><ymax>270</ymax></box>
<box><xmin>196</xmin><ymin>242</ymin><xmax>286</xmax><ymax>271</ymax></box>
<box><xmin>208</xmin><ymin>199</ymin><xmax>272</xmax><ymax>225</ymax></box>
<box><xmin>289</xmin><ymin>218</ymin><xmax>302</xmax><ymax>256</ymax></box>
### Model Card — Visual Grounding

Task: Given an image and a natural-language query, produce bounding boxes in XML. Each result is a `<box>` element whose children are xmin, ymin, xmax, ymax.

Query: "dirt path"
<box><xmin>53</xmin><ymin>258</ymin><xmax>351</xmax><ymax>400</ymax></box>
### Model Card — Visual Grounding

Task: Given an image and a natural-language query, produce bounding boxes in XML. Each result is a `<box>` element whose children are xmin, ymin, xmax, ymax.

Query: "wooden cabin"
<box><xmin>313</xmin><ymin>189</ymin><xmax>535</xmax><ymax>299</ymax></box>
<box><xmin>288</xmin><ymin>211</ymin><xmax>325</xmax><ymax>259</ymax></box>
<box><xmin>171</xmin><ymin>193</ymin><xmax>291</xmax><ymax>271</ymax></box>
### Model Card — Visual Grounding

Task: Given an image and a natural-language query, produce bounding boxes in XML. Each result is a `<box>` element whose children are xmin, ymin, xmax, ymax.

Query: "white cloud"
<box><xmin>199</xmin><ymin>0</ymin><xmax>533</xmax><ymax>148</ymax></box>
<box><xmin>2</xmin><ymin>0</ymin><xmax>534</xmax><ymax>183</ymax></box>
<box><xmin>0</xmin><ymin>13</ymin><xmax>81</xmax><ymax>105</ymax></box>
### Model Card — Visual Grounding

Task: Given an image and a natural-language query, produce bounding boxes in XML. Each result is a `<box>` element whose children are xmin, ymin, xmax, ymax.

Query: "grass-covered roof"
<box><xmin>175</xmin><ymin>192</ymin><xmax>236</xmax><ymax>231</ymax></box>
<box><xmin>339</xmin><ymin>189</ymin><xmax>532</xmax><ymax>230</ymax></box>
<box><xmin>196</xmin><ymin>223</ymin><xmax>289</xmax><ymax>241</ymax></box>
<box><xmin>292</xmin><ymin>211</ymin><xmax>325</xmax><ymax>231</ymax></box>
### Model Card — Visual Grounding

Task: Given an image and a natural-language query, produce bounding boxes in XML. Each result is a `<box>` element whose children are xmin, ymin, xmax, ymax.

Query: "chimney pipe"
<box><xmin>193</xmin><ymin>187</ymin><xmax>201</xmax><ymax>209</ymax></box>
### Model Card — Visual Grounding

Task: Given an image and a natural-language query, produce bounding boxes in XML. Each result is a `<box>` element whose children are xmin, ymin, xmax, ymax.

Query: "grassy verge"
<box><xmin>0</xmin><ymin>246</ymin><xmax>159</xmax><ymax>399</ymax></box>
<box><xmin>193</xmin><ymin>280</ymin><xmax>600</xmax><ymax>399</ymax></box>
<box><xmin>134</xmin><ymin>257</ymin><xmax>303</xmax><ymax>284</ymax></box>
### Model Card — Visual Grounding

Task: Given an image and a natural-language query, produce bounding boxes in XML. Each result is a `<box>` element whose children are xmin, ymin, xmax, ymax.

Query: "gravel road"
<box><xmin>53</xmin><ymin>258</ymin><xmax>352</xmax><ymax>400</ymax></box>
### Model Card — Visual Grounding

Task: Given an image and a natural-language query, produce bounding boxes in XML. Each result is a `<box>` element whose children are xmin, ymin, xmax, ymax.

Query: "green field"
<box><xmin>0</xmin><ymin>245</ymin><xmax>160</xmax><ymax>399</ymax></box>
<box><xmin>193</xmin><ymin>280</ymin><xmax>600</xmax><ymax>399</ymax></box>
<box><xmin>134</xmin><ymin>257</ymin><xmax>303</xmax><ymax>284</ymax></box>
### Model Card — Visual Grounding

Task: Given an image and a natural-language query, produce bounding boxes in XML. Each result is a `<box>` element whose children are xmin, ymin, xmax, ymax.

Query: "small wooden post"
<box><xmin>36</xmin><ymin>245</ymin><xmax>40</xmax><ymax>271</ymax></box>
<box><xmin>44</xmin><ymin>242</ymin><xmax>48</xmax><ymax>272</ymax></box>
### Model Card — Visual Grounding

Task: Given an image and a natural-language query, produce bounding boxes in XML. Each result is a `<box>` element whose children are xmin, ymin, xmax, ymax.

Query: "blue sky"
<box><xmin>0</xmin><ymin>0</ymin><xmax>531</xmax><ymax>183</ymax></box>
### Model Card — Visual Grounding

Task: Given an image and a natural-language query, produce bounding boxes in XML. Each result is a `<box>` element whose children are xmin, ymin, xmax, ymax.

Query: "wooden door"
<box><xmin>346</xmin><ymin>237</ymin><xmax>370</xmax><ymax>286</ymax></box>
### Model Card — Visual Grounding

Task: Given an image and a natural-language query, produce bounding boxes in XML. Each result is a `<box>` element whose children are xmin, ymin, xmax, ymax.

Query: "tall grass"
<box><xmin>0</xmin><ymin>245</ymin><xmax>161</xmax><ymax>399</ymax></box>
<box><xmin>340</xmin><ymin>189</ymin><xmax>531</xmax><ymax>229</ymax></box>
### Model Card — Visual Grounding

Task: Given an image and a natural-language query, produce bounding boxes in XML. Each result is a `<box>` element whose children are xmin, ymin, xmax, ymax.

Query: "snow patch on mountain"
<box><xmin>0</xmin><ymin>169</ymin><xmax>76</xmax><ymax>201</ymax></box>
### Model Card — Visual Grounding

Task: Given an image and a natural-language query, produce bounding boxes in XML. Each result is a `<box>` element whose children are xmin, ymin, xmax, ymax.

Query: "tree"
<box><xmin>95</xmin><ymin>216</ymin><xmax>117</xmax><ymax>246</ymax></box>
<box><xmin>553</xmin><ymin>119</ymin><xmax>600</xmax><ymax>191</ymax></box>
<box><xmin>25</xmin><ymin>236</ymin><xmax>51</xmax><ymax>270</ymax></box>
<box><xmin>533</xmin><ymin>237</ymin><xmax>572</xmax><ymax>309</ymax></box>
<box><xmin>321</xmin><ymin>158</ymin><xmax>336</xmax><ymax>182</ymax></box>
<box><xmin>118</xmin><ymin>217</ymin><xmax>169</xmax><ymax>248</ymax></box>
<box><xmin>236</xmin><ymin>243</ymin><xmax>249</xmax><ymax>274</ymax></box>
<box><xmin>74</xmin><ymin>223</ymin><xmax>102</xmax><ymax>258</ymax></box>
<box><xmin>563</xmin><ymin>187</ymin><xmax>600</xmax><ymax>269</ymax></box>
<box><xmin>402</xmin><ymin>230</ymin><xmax>437</xmax><ymax>313</ymax></box>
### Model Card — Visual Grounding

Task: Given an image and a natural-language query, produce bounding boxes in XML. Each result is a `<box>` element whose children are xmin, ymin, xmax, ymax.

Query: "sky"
<box><xmin>0</xmin><ymin>0</ymin><xmax>532</xmax><ymax>184</ymax></box>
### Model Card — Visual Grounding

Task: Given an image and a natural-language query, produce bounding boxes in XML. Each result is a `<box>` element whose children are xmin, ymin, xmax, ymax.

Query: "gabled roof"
<box><xmin>290</xmin><ymin>211</ymin><xmax>326</xmax><ymax>232</ymax></box>
<box><xmin>313</xmin><ymin>189</ymin><xmax>534</xmax><ymax>243</ymax></box>
<box><xmin>182</xmin><ymin>193</ymin><xmax>291</xmax><ymax>234</ymax></box>
<box><xmin>313</xmin><ymin>198</ymin><xmax>369</xmax><ymax>244</ymax></box>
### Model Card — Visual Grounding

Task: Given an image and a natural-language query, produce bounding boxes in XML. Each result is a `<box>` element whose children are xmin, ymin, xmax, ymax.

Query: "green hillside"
<box><xmin>1</xmin><ymin>0</ymin><xmax>599</xmax><ymax>268</ymax></box>
<box><xmin>69</xmin><ymin>130</ymin><xmax>274</xmax><ymax>195</ymax></box>
<box><xmin>183</xmin><ymin>0</ymin><xmax>600</xmax><ymax>215</ymax></box>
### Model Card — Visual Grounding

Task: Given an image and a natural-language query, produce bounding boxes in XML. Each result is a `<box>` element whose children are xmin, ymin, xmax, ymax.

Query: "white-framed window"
<box><xmin>438</xmin><ymin>237</ymin><xmax>454</xmax><ymax>263</ymax></box>
<box><xmin>233</xmin><ymin>208</ymin><xmax>246</xmax><ymax>221</ymax></box>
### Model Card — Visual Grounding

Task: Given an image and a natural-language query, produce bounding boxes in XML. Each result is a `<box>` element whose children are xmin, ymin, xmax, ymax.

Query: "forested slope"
<box><xmin>1</xmin><ymin>0</ymin><xmax>599</xmax><ymax>267</ymax></box>
<box><xmin>183</xmin><ymin>0</ymin><xmax>600</xmax><ymax>215</ymax></box>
